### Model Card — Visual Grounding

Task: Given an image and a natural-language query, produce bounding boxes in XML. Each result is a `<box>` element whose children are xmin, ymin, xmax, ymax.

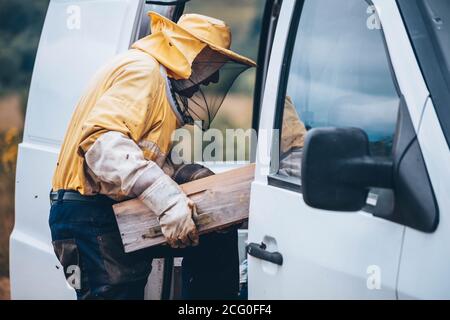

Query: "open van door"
<box><xmin>247</xmin><ymin>0</ymin><xmax>432</xmax><ymax>299</ymax></box>
<box><xmin>10</xmin><ymin>0</ymin><xmax>188</xmax><ymax>300</ymax></box>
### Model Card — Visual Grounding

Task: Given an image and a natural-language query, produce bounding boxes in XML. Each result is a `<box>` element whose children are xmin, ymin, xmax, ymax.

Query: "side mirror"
<box><xmin>301</xmin><ymin>128</ymin><xmax>393</xmax><ymax>212</ymax></box>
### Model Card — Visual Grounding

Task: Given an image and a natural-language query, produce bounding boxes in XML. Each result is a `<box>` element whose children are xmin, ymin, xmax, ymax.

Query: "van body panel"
<box><xmin>397</xmin><ymin>99</ymin><xmax>450</xmax><ymax>299</ymax></box>
<box><xmin>10</xmin><ymin>0</ymin><xmax>142</xmax><ymax>299</ymax></box>
<box><xmin>248</xmin><ymin>182</ymin><xmax>404</xmax><ymax>299</ymax></box>
<box><xmin>23</xmin><ymin>0</ymin><xmax>141</xmax><ymax>145</ymax></box>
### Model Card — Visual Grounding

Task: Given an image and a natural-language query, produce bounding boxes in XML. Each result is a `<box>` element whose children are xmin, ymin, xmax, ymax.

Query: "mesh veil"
<box><xmin>170</xmin><ymin>49</ymin><xmax>251</xmax><ymax>130</ymax></box>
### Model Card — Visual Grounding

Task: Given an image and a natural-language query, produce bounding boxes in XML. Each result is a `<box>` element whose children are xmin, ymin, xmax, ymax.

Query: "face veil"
<box><xmin>170</xmin><ymin>48</ymin><xmax>251</xmax><ymax>131</ymax></box>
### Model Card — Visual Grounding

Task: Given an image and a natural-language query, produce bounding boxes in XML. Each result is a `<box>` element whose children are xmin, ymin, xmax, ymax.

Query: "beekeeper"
<box><xmin>49</xmin><ymin>12</ymin><xmax>255</xmax><ymax>300</ymax></box>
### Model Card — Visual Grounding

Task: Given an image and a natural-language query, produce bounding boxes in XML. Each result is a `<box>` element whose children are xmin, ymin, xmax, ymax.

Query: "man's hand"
<box><xmin>159</xmin><ymin>198</ymin><xmax>199</xmax><ymax>248</ymax></box>
<box><xmin>139</xmin><ymin>174</ymin><xmax>199</xmax><ymax>248</ymax></box>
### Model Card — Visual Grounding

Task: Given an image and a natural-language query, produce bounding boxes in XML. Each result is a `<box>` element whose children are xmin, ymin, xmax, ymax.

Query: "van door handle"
<box><xmin>246</xmin><ymin>242</ymin><xmax>283</xmax><ymax>266</ymax></box>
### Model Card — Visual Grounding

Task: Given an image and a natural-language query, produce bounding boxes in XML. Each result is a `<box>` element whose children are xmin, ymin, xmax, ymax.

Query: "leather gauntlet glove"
<box><xmin>139</xmin><ymin>175</ymin><xmax>199</xmax><ymax>248</ymax></box>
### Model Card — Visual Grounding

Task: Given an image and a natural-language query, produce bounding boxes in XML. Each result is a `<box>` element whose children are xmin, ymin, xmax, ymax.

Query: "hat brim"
<box><xmin>149</xmin><ymin>12</ymin><xmax>257</xmax><ymax>68</ymax></box>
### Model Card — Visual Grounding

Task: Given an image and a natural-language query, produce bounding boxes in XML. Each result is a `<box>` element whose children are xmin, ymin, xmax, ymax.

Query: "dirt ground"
<box><xmin>0</xmin><ymin>277</ymin><xmax>10</xmax><ymax>300</ymax></box>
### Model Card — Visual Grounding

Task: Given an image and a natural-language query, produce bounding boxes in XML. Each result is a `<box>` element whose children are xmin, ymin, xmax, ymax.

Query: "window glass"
<box><xmin>278</xmin><ymin>0</ymin><xmax>400</xmax><ymax>182</ymax></box>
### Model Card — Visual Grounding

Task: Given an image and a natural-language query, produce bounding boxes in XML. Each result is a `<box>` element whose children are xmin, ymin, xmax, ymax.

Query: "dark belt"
<box><xmin>50</xmin><ymin>190</ymin><xmax>116</xmax><ymax>206</ymax></box>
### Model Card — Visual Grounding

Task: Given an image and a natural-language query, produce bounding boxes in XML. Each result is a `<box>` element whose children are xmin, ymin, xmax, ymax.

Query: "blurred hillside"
<box><xmin>185</xmin><ymin>0</ymin><xmax>264</xmax><ymax>160</ymax></box>
<box><xmin>0</xmin><ymin>1</ymin><xmax>50</xmax><ymax>102</ymax></box>
<box><xmin>187</xmin><ymin>0</ymin><xmax>262</xmax><ymax>57</ymax></box>
<box><xmin>187</xmin><ymin>0</ymin><xmax>263</xmax><ymax>96</ymax></box>
<box><xmin>0</xmin><ymin>0</ymin><xmax>50</xmax><ymax>298</ymax></box>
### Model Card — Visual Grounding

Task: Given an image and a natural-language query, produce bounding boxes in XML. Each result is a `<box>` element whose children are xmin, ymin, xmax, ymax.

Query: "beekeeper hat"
<box><xmin>151</xmin><ymin>12</ymin><xmax>256</xmax><ymax>69</ymax></box>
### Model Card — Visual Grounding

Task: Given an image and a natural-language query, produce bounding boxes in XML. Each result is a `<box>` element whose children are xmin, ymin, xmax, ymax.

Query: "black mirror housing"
<box><xmin>300</xmin><ymin>99</ymin><xmax>438</xmax><ymax>232</ymax></box>
<box><xmin>301</xmin><ymin>128</ymin><xmax>393</xmax><ymax>212</ymax></box>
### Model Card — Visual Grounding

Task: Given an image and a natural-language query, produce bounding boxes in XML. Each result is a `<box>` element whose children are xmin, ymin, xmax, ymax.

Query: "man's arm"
<box><xmin>84</xmin><ymin>131</ymin><xmax>163</xmax><ymax>197</ymax></box>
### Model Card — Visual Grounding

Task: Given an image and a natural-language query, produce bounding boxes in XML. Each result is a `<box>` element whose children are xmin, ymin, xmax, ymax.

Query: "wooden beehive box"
<box><xmin>113</xmin><ymin>164</ymin><xmax>255</xmax><ymax>253</ymax></box>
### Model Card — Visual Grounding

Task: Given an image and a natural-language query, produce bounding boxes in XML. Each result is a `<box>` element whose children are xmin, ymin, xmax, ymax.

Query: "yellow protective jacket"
<box><xmin>52</xmin><ymin>47</ymin><xmax>179</xmax><ymax>198</ymax></box>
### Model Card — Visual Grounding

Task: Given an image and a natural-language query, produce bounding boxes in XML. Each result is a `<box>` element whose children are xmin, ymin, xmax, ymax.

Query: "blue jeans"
<box><xmin>49</xmin><ymin>193</ymin><xmax>239</xmax><ymax>300</ymax></box>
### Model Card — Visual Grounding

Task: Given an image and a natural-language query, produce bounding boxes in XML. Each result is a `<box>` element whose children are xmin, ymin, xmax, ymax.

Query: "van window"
<box><xmin>276</xmin><ymin>0</ymin><xmax>400</xmax><ymax>183</ymax></box>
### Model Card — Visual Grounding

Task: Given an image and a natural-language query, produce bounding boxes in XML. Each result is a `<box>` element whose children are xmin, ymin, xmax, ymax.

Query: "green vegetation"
<box><xmin>0</xmin><ymin>128</ymin><xmax>20</xmax><ymax>278</ymax></box>
<box><xmin>0</xmin><ymin>0</ymin><xmax>49</xmax><ymax>105</ymax></box>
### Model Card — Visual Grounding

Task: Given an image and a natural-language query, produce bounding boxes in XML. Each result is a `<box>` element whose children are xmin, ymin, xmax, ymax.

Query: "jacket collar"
<box><xmin>159</xmin><ymin>66</ymin><xmax>185</xmax><ymax>127</ymax></box>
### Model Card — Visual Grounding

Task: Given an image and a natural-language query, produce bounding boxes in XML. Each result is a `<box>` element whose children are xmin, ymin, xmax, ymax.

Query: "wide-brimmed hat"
<box><xmin>149</xmin><ymin>12</ymin><xmax>256</xmax><ymax>68</ymax></box>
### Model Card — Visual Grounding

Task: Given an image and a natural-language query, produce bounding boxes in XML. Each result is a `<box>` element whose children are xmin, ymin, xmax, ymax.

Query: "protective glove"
<box><xmin>139</xmin><ymin>174</ymin><xmax>199</xmax><ymax>248</ymax></box>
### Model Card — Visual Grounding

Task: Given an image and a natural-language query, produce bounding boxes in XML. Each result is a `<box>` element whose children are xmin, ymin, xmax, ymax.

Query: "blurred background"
<box><xmin>0</xmin><ymin>0</ymin><xmax>50</xmax><ymax>299</ymax></box>
<box><xmin>0</xmin><ymin>0</ymin><xmax>263</xmax><ymax>299</ymax></box>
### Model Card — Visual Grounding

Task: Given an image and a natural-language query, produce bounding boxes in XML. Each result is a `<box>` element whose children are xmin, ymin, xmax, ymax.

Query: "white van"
<box><xmin>10</xmin><ymin>0</ymin><xmax>450</xmax><ymax>300</ymax></box>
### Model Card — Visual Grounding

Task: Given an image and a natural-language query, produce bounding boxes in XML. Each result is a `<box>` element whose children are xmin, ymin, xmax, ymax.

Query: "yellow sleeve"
<box><xmin>78</xmin><ymin>63</ymin><xmax>163</xmax><ymax>156</ymax></box>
